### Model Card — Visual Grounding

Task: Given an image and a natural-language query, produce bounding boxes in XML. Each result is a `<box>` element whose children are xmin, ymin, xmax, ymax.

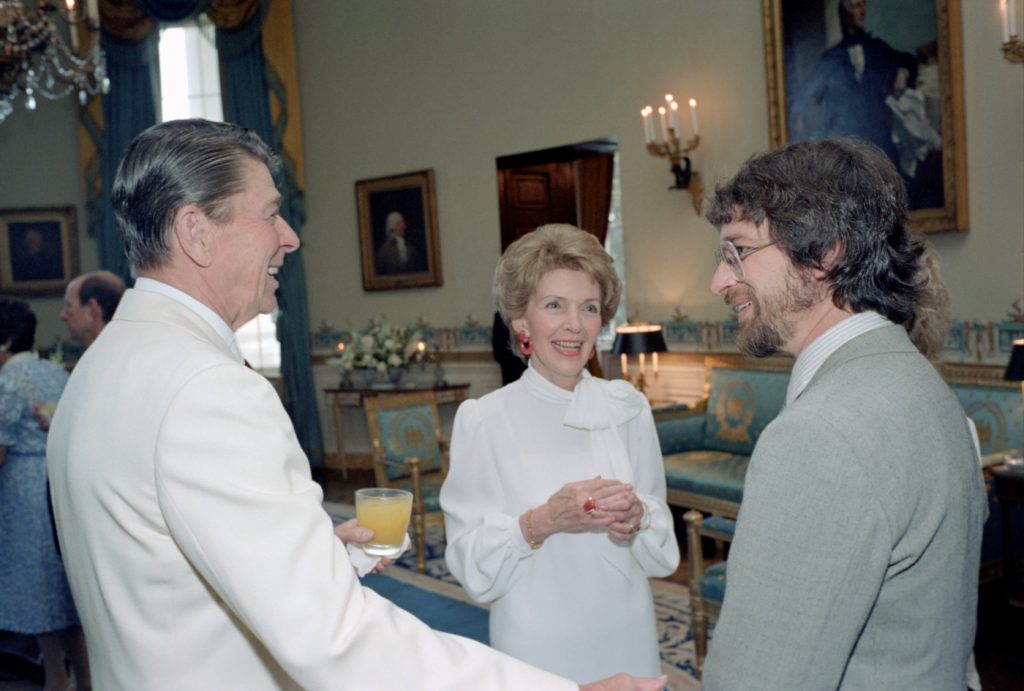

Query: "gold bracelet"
<box><xmin>525</xmin><ymin>508</ymin><xmax>542</xmax><ymax>549</ymax></box>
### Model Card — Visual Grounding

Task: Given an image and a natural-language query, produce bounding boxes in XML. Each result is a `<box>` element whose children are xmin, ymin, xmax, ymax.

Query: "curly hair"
<box><xmin>706</xmin><ymin>138</ymin><xmax>924</xmax><ymax>328</ymax></box>
<box><xmin>493</xmin><ymin>224</ymin><xmax>621</xmax><ymax>358</ymax></box>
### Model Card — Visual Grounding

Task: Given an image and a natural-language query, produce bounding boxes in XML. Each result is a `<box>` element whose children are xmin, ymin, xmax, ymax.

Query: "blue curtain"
<box><xmin>96</xmin><ymin>30</ymin><xmax>160</xmax><ymax>283</ymax></box>
<box><xmin>217</xmin><ymin>5</ymin><xmax>324</xmax><ymax>464</ymax></box>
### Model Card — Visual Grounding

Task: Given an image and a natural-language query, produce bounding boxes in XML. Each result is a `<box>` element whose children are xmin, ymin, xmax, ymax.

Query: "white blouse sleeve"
<box><xmin>625</xmin><ymin>401</ymin><xmax>680</xmax><ymax>577</ymax></box>
<box><xmin>440</xmin><ymin>399</ymin><xmax>534</xmax><ymax>603</ymax></box>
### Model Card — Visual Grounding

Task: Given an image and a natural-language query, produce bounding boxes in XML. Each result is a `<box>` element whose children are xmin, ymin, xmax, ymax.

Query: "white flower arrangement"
<box><xmin>326</xmin><ymin>317</ymin><xmax>424</xmax><ymax>373</ymax></box>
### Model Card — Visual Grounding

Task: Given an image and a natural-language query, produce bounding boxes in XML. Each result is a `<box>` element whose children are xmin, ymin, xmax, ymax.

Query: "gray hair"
<box><xmin>112</xmin><ymin>119</ymin><xmax>280</xmax><ymax>272</ymax></box>
<box><xmin>386</xmin><ymin>211</ymin><xmax>405</xmax><ymax>233</ymax></box>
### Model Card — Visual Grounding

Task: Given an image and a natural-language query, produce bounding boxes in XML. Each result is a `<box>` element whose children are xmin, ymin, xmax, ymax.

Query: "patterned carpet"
<box><xmin>324</xmin><ymin>502</ymin><xmax>701</xmax><ymax>690</ymax></box>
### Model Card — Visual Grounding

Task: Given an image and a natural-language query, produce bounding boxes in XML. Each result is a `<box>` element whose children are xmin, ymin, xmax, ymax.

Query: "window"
<box><xmin>158</xmin><ymin>19</ymin><xmax>280</xmax><ymax>371</ymax></box>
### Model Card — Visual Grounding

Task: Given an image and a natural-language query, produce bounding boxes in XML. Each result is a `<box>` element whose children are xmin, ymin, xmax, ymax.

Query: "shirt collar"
<box><xmin>134</xmin><ymin>277</ymin><xmax>244</xmax><ymax>363</ymax></box>
<box><xmin>785</xmin><ymin>310</ymin><xmax>891</xmax><ymax>404</ymax></box>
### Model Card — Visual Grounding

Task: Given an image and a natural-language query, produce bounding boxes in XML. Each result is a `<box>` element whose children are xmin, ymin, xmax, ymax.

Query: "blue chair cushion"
<box><xmin>700</xmin><ymin>561</ymin><xmax>727</xmax><ymax>605</ymax></box>
<box><xmin>375</xmin><ymin>403</ymin><xmax>444</xmax><ymax>481</ymax></box>
<box><xmin>702</xmin><ymin>369</ymin><xmax>787</xmax><ymax>455</ymax></box>
<box><xmin>392</xmin><ymin>479</ymin><xmax>444</xmax><ymax>513</ymax></box>
<box><xmin>702</xmin><ymin>515</ymin><xmax>736</xmax><ymax>540</ymax></box>
<box><xmin>664</xmin><ymin>450</ymin><xmax>749</xmax><ymax>504</ymax></box>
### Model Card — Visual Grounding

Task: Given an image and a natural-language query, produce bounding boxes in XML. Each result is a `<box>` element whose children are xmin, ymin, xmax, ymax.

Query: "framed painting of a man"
<box><xmin>0</xmin><ymin>206</ymin><xmax>80</xmax><ymax>296</ymax></box>
<box><xmin>356</xmin><ymin>169</ymin><xmax>443</xmax><ymax>291</ymax></box>
<box><xmin>763</xmin><ymin>0</ymin><xmax>968</xmax><ymax>233</ymax></box>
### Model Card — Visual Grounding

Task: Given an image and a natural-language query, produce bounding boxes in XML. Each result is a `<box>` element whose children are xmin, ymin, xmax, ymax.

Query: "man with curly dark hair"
<box><xmin>701</xmin><ymin>138</ymin><xmax>985</xmax><ymax>690</ymax></box>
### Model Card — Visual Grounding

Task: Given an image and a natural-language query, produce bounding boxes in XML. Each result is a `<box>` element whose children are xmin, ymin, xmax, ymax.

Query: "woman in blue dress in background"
<box><xmin>0</xmin><ymin>297</ymin><xmax>90</xmax><ymax>690</ymax></box>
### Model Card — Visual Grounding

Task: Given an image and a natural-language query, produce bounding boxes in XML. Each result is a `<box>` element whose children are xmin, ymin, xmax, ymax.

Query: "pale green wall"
<box><xmin>2</xmin><ymin>1</ymin><xmax>1021</xmax><ymax>349</ymax></box>
<box><xmin>293</xmin><ymin>0</ymin><xmax>1024</xmax><ymax>334</ymax></box>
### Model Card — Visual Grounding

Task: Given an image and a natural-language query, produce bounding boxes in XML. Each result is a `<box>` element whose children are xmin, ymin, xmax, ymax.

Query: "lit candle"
<box><xmin>87</xmin><ymin>0</ymin><xmax>99</xmax><ymax>24</ymax></box>
<box><xmin>689</xmin><ymin>99</ymin><xmax>699</xmax><ymax>136</ymax></box>
<box><xmin>1003</xmin><ymin>0</ymin><xmax>1011</xmax><ymax>42</ymax></box>
<box><xmin>641</xmin><ymin>107</ymin><xmax>654</xmax><ymax>144</ymax></box>
<box><xmin>64</xmin><ymin>0</ymin><xmax>79</xmax><ymax>51</ymax></box>
<box><xmin>621</xmin><ymin>354</ymin><xmax>628</xmax><ymax>378</ymax></box>
<box><xmin>1011</xmin><ymin>0</ymin><xmax>1019</xmax><ymax>38</ymax></box>
<box><xmin>639</xmin><ymin>352</ymin><xmax>646</xmax><ymax>376</ymax></box>
<box><xmin>336</xmin><ymin>341</ymin><xmax>345</xmax><ymax>352</ymax></box>
<box><xmin>669</xmin><ymin>100</ymin><xmax>680</xmax><ymax>133</ymax></box>
<box><xmin>653</xmin><ymin>352</ymin><xmax>659</xmax><ymax>374</ymax></box>
<box><xmin>658</xmin><ymin>106</ymin><xmax>668</xmax><ymax>142</ymax></box>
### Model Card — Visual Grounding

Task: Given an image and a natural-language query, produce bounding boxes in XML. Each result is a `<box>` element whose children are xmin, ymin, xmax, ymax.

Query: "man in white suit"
<box><xmin>701</xmin><ymin>138</ymin><xmax>986</xmax><ymax>689</ymax></box>
<box><xmin>46</xmin><ymin>119</ymin><xmax>665</xmax><ymax>691</ymax></box>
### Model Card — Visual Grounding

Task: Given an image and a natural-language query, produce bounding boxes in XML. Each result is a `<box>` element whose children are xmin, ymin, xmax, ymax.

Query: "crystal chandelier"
<box><xmin>0</xmin><ymin>0</ymin><xmax>110</xmax><ymax>124</ymax></box>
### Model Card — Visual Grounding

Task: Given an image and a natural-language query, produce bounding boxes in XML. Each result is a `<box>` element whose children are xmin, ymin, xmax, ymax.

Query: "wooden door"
<box><xmin>497</xmin><ymin>162</ymin><xmax>577</xmax><ymax>252</ymax></box>
<box><xmin>496</xmin><ymin>138</ymin><xmax>617</xmax><ymax>252</ymax></box>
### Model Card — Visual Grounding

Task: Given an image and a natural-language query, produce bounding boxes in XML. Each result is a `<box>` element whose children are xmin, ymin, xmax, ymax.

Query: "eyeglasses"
<box><xmin>714</xmin><ymin>240</ymin><xmax>778</xmax><ymax>281</ymax></box>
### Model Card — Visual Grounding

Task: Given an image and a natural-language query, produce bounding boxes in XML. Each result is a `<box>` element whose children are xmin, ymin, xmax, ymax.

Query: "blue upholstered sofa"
<box><xmin>653</xmin><ymin>355</ymin><xmax>791</xmax><ymax>519</ymax></box>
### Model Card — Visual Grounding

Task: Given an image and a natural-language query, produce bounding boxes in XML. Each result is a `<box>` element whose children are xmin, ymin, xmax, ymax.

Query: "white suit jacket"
<box><xmin>47</xmin><ymin>288</ymin><xmax>573</xmax><ymax>691</ymax></box>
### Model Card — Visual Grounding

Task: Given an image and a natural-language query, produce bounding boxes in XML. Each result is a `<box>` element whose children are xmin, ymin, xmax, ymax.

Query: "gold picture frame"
<box><xmin>0</xmin><ymin>206</ymin><xmax>80</xmax><ymax>296</ymax></box>
<box><xmin>356</xmin><ymin>169</ymin><xmax>443</xmax><ymax>291</ymax></box>
<box><xmin>763</xmin><ymin>0</ymin><xmax>968</xmax><ymax>233</ymax></box>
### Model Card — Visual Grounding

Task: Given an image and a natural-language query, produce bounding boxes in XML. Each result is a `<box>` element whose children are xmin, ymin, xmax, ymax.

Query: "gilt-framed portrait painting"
<box><xmin>763</xmin><ymin>0</ymin><xmax>968</xmax><ymax>233</ymax></box>
<box><xmin>356</xmin><ymin>169</ymin><xmax>443</xmax><ymax>291</ymax></box>
<box><xmin>0</xmin><ymin>206</ymin><xmax>79</xmax><ymax>296</ymax></box>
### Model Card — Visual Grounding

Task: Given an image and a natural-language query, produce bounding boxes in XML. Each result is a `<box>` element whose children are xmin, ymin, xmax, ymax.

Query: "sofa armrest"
<box><xmin>654</xmin><ymin>400</ymin><xmax>709</xmax><ymax>455</ymax></box>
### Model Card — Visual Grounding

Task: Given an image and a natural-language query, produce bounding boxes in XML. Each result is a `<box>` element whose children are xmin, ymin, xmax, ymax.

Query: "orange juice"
<box><xmin>355</xmin><ymin>488</ymin><xmax>413</xmax><ymax>557</ymax></box>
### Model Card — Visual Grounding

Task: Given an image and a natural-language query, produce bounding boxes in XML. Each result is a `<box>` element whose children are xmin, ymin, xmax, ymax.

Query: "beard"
<box><xmin>734</xmin><ymin>269</ymin><xmax>823</xmax><ymax>358</ymax></box>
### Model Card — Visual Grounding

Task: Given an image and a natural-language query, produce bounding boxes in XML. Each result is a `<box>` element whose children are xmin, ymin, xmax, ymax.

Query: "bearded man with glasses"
<box><xmin>700</xmin><ymin>138</ymin><xmax>985</xmax><ymax>690</ymax></box>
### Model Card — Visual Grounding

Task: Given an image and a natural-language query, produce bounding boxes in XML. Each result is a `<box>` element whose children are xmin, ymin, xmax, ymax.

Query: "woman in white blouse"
<box><xmin>440</xmin><ymin>224</ymin><xmax>680</xmax><ymax>684</ymax></box>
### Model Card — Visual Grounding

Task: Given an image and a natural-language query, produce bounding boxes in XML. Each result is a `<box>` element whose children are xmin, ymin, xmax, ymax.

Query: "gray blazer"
<box><xmin>702</xmin><ymin>325</ymin><xmax>986</xmax><ymax>690</ymax></box>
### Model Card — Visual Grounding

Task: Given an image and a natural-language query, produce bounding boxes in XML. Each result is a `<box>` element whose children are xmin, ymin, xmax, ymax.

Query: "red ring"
<box><xmin>583</xmin><ymin>498</ymin><xmax>596</xmax><ymax>513</ymax></box>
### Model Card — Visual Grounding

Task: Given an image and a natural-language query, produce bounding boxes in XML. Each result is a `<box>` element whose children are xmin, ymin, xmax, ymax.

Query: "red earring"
<box><xmin>517</xmin><ymin>330</ymin><xmax>532</xmax><ymax>356</ymax></box>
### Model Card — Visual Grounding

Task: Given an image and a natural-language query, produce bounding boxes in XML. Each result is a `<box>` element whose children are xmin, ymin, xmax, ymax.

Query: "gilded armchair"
<box><xmin>362</xmin><ymin>391</ymin><xmax>449</xmax><ymax>573</ymax></box>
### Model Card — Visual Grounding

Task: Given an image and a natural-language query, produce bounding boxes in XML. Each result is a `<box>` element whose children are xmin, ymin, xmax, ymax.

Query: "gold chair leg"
<box><xmin>414</xmin><ymin>512</ymin><xmax>426</xmax><ymax>573</ymax></box>
<box><xmin>684</xmin><ymin>509</ymin><xmax>708</xmax><ymax>678</ymax></box>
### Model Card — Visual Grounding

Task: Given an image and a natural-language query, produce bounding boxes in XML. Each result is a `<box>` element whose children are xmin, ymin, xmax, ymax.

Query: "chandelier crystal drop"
<box><xmin>0</xmin><ymin>1</ymin><xmax>110</xmax><ymax>124</ymax></box>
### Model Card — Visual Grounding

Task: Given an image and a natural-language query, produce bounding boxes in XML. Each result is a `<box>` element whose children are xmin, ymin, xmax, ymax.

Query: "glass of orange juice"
<box><xmin>355</xmin><ymin>488</ymin><xmax>413</xmax><ymax>558</ymax></box>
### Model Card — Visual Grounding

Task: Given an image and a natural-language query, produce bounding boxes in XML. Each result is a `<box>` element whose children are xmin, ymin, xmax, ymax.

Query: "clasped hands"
<box><xmin>527</xmin><ymin>476</ymin><xmax>645</xmax><ymax>544</ymax></box>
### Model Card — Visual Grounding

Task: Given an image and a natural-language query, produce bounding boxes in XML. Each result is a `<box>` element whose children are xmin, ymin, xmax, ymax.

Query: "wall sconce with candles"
<box><xmin>612</xmin><ymin>323</ymin><xmax>667</xmax><ymax>396</ymax></box>
<box><xmin>641</xmin><ymin>93</ymin><xmax>703</xmax><ymax>214</ymax></box>
<box><xmin>1001</xmin><ymin>0</ymin><xmax>1024</xmax><ymax>62</ymax></box>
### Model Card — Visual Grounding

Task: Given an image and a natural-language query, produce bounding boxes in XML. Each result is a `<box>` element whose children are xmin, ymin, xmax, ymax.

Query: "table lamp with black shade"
<box><xmin>612</xmin><ymin>324</ymin><xmax>667</xmax><ymax>395</ymax></box>
<box><xmin>1004</xmin><ymin>338</ymin><xmax>1024</xmax><ymax>468</ymax></box>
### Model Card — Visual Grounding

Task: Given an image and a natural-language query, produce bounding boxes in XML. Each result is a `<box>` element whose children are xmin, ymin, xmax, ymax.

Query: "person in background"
<box><xmin>441</xmin><ymin>224</ymin><xmax>680</xmax><ymax>684</ymax></box>
<box><xmin>788</xmin><ymin>0</ymin><xmax>917</xmax><ymax>173</ymax></box>
<box><xmin>46</xmin><ymin>119</ymin><xmax>664</xmax><ymax>691</ymax></box>
<box><xmin>0</xmin><ymin>297</ymin><xmax>90</xmax><ymax>691</ymax></box>
<box><xmin>491</xmin><ymin>310</ymin><xmax>526</xmax><ymax>385</ymax></box>
<box><xmin>59</xmin><ymin>271</ymin><xmax>126</xmax><ymax>349</ymax></box>
<box><xmin>701</xmin><ymin>138</ymin><xmax>986</xmax><ymax>689</ymax></box>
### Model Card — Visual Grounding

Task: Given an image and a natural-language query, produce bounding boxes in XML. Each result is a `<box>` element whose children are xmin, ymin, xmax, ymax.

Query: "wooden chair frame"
<box><xmin>363</xmin><ymin>390</ymin><xmax>449</xmax><ymax>573</ymax></box>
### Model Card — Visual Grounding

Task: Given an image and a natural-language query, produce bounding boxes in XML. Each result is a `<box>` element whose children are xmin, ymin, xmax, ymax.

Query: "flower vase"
<box><xmin>387</xmin><ymin>367</ymin><xmax>405</xmax><ymax>386</ymax></box>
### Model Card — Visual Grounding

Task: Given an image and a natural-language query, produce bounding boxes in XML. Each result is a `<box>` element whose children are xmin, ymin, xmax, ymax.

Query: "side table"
<box><xmin>991</xmin><ymin>460</ymin><xmax>1024</xmax><ymax>609</ymax></box>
